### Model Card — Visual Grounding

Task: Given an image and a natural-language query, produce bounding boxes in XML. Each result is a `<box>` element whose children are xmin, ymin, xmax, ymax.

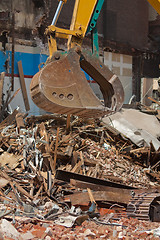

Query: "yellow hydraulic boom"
<box><xmin>147</xmin><ymin>0</ymin><xmax>160</xmax><ymax>14</ymax></box>
<box><xmin>47</xmin><ymin>0</ymin><xmax>100</xmax><ymax>53</ymax></box>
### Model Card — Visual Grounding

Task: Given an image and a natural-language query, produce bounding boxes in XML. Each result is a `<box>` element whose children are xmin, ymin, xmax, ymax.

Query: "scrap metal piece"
<box><xmin>127</xmin><ymin>192</ymin><xmax>160</xmax><ymax>221</ymax></box>
<box><xmin>103</xmin><ymin>108</ymin><xmax>160</xmax><ymax>150</ymax></box>
<box><xmin>55</xmin><ymin>169</ymin><xmax>134</xmax><ymax>189</ymax></box>
<box><xmin>54</xmin><ymin>213</ymin><xmax>89</xmax><ymax>227</ymax></box>
<box><xmin>30</xmin><ymin>48</ymin><xmax>124</xmax><ymax>118</ymax></box>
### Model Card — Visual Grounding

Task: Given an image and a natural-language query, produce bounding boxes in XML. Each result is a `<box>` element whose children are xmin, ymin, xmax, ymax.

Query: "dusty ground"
<box><xmin>1</xmin><ymin>216</ymin><xmax>160</xmax><ymax>240</ymax></box>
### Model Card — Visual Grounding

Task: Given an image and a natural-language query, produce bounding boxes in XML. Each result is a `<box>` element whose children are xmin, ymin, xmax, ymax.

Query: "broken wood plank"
<box><xmin>53</xmin><ymin>127</ymin><xmax>60</xmax><ymax>172</ymax></box>
<box><xmin>10</xmin><ymin>181</ymin><xmax>22</xmax><ymax>205</ymax></box>
<box><xmin>130</xmin><ymin>147</ymin><xmax>149</xmax><ymax>154</ymax></box>
<box><xmin>148</xmin><ymin>96</ymin><xmax>160</xmax><ymax>106</ymax></box>
<box><xmin>79</xmin><ymin>151</ymin><xmax>85</xmax><ymax>175</ymax></box>
<box><xmin>66</xmin><ymin>114</ymin><xmax>71</xmax><ymax>134</ymax></box>
<box><xmin>0</xmin><ymin>178</ymin><xmax>9</xmax><ymax>188</ymax></box>
<box><xmin>34</xmin><ymin>185</ymin><xmax>43</xmax><ymax>199</ymax></box>
<box><xmin>0</xmin><ymin>72</ymin><xmax>5</xmax><ymax>109</ymax></box>
<box><xmin>156</xmin><ymin>109</ymin><xmax>160</xmax><ymax>121</ymax></box>
<box><xmin>65</xmin><ymin>145</ymin><xmax>73</xmax><ymax>157</ymax></box>
<box><xmin>14</xmin><ymin>181</ymin><xmax>34</xmax><ymax>200</ymax></box>
<box><xmin>0</xmin><ymin>152</ymin><xmax>23</xmax><ymax>169</ymax></box>
<box><xmin>39</xmin><ymin>122</ymin><xmax>55</xmax><ymax>173</ymax></box>
<box><xmin>151</xmin><ymin>160</ymin><xmax>160</xmax><ymax>170</ymax></box>
<box><xmin>8</xmin><ymin>88</ymin><xmax>20</xmax><ymax>105</ymax></box>
<box><xmin>66</xmin><ymin>190</ymin><xmax>131</xmax><ymax>206</ymax></box>
<box><xmin>71</xmin><ymin>161</ymin><xmax>82</xmax><ymax>173</ymax></box>
<box><xmin>0</xmin><ymin>108</ymin><xmax>19</xmax><ymax>128</ymax></box>
<box><xmin>71</xmin><ymin>151</ymin><xmax>78</xmax><ymax>168</ymax></box>
<box><xmin>0</xmin><ymin>72</ymin><xmax>5</xmax><ymax>122</ymax></box>
<box><xmin>39</xmin><ymin>122</ymin><xmax>49</xmax><ymax>152</ymax></box>
<box><xmin>26</xmin><ymin>114</ymin><xmax>66</xmax><ymax>125</ymax></box>
<box><xmin>0</xmin><ymin>169</ymin><xmax>34</xmax><ymax>200</ymax></box>
<box><xmin>18</xmin><ymin>60</ymin><xmax>30</xmax><ymax>111</ymax></box>
<box><xmin>87</xmin><ymin>188</ymin><xmax>97</xmax><ymax>205</ymax></box>
<box><xmin>15</xmin><ymin>113</ymin><xmax>25</xmax><ymax>133</ymax></box>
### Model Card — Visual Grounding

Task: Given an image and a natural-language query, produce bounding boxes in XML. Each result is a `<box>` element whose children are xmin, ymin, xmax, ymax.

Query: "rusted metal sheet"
<box><xmin>30</xmin><ymin>48</ymin><xmax>124</xmax><ymax>118</ymax></box>
<box><xmin>55</xmin><ymin>169</ymin><xmax>135</xmax><ymax>189</ymax></box>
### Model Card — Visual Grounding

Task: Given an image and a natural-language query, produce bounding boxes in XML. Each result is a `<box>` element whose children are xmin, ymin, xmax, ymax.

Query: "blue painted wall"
<box><xmin>0</xmin><ymin>50</ymin><xmax>48</xmax><ymax>76</ymax></box>
<box><xmin>0</xmin><ymin>50</ymin><xmax>93</xmax><ymax>83</ymax></box>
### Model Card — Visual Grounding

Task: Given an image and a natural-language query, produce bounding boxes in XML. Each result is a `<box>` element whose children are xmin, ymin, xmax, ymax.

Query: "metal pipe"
<box><xmin>51</xmin><ymin>0</ymin><xmax>64</xmax><ymax>26</ymax></box>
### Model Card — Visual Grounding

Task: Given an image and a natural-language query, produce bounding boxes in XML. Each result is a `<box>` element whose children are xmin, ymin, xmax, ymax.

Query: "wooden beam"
<box><xmin>0</xmin><ymin>109</ymin><xmax>19</xmax><ymax>129</ymax></box>
<box><xmin>0</xmin><ymin>72</ymin><xmax>5</xmax><ymax>118</ymax></box>
<box><xmin>53</xmin><ymin>127</ymin><xmax>60</xmax><ymax>172</ymax></box>
<box><xmin>15</xmin><ymin>113</ymin><xmax>25</xmax><ymax>133</ymax></box>
<box><xmin>66</xmin><ymin>190</ymin><xmax>131</xmax><ymax>206</ymax></box>
<box><xmin>18</xmin><ymin>61</ymin><xmax>30</xmax><ymax>111</ymax></box>
<box><xmin>148</xmin><ymin>96</ymin><xmax>160</xmax><ymax>106</ymax></box>
<box><xmin>66</xmin><ymin>114</ymin><xmax>71</xmax><ymax>134</ymax></box>
<box><xmin>8</xmin><ymin>88</ymin><xmax>20</xmax><ymax>105</ymax></box>
<box><xmin>70</xmin><ymin>179</ymin><xmax>132</xmax><ymax>194</ymax></box>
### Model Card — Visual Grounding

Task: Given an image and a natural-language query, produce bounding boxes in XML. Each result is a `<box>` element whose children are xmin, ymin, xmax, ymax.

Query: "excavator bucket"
<box><xmin>30</xmin><ymin>48</ymin><xmax>124</xmax><ymax>118</ymax></box>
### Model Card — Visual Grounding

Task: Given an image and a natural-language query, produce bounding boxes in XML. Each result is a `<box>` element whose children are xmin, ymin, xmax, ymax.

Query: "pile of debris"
<box><xmin>0</xmin><ymin>108</ymin><xmax>160</xmax><ymax>239</ymax></box>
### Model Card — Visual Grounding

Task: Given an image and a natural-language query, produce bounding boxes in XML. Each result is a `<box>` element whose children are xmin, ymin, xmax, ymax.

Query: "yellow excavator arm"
<box><xmin>30</xmin><ymin>0</ymin><xmax>124</xmax><ymax>118</ymax></box>
<box><xmin>147</xmin><ymin>0</ymin><xmax>160</xmax><ymax>14</ymax></box>
<box><xmin>47</xmin><ymin>0</ymin><xmax>102</xmax><ymax>56</ymax></box>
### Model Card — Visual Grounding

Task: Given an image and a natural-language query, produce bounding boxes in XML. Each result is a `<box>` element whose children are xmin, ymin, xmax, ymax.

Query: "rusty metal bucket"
<box><xmin>30</xmin><ymin>48</ymin><xmax>124</xmax><ymax>118</ymax></box>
